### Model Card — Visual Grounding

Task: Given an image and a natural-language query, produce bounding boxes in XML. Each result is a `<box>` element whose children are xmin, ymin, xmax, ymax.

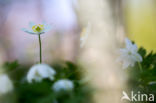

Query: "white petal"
<box><xmin>21</xmin><ymin>28</ymin><xmax>36</xmax><ymax>35</ymax></box>
<box><xmin>135</xmin><ymin>53</ymin><xmax>143</xmax><ymax>62</ymax></box>
<box><xmin>0</xmin><ymin>74</ymin><xmax>13</xmax><ymax>95</ymax></box>
<box><xmin>122</xmin><ymin>61</ymin><xmax>130</xmax><ymax>69</ymax></box>
<box><xmin>43</xmin><ymin>25</ymin><xmax>52</xmax><ymax>32</ymax></box>
<box><xmin>29</xmin><ymin>22</ymin><xmax>36</xmax><ymax>28</ymax></box>
<box><xmin>125</xmin><ymin>38</ymin><xmax>138</xmax><ymax>52</ymax></box>
<box><xmin>27</xmin><ymin>67</ymin><xmax>37</xmax><ymax>83</ymax></box>
<box><xmin>27</xmin><ymin>64</ymin><xmax>56</xmax><ymax>83</ymax></box>
<box><xmin>125</xmin><ymin>38</ymin><xmax>133</xmax><ymax>48</ymax></box>
<box><xmin>131</xmin><ymin>44</ymin><xmax>138</xmax><ymax>52</ymax></box>
<box><xmin>38</xmin><ymin>64</ymin><xmax>55</xmax><ymax>77</ymax></box>
<box><xmin>52</xmin><ymin>79</ymin><xmax>74</xmax><ymax>92</ymax></box>
<box><xmin>80</xmin><ymin>23</ymin><xmax>91</xmax><ymax>48</ymax></box>
<box><xmin>119</xmin><ymin>48</ymin><xmax>128</xmax><ymax>54</ymax></box>
<box><xmin>42</xmin><ymin>22</ymin><xmax>52</xmax><ymax>32</ymax></box>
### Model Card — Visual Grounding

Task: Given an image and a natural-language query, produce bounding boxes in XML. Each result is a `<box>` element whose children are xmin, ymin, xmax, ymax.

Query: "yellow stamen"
<box><xmin>32</xmin><ymin>24</ymin><xmax>44</xmax><ymax>32</ymax></box>
<box><xmin>80</xmin><ymin>28</ymin><xmax>87</xmax><ymax>38</ymax></box>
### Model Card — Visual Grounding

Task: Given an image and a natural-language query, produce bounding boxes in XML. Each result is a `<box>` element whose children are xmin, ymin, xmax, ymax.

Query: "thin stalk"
<box><xmin>38</xmin><ymin>34</ymin><xmax>42</xmax><ymax>64</ymax></box>
<box><xmin>138</xmin><ymin>62</ymin><xmax>142</xmax><ymax>72</ymax></box>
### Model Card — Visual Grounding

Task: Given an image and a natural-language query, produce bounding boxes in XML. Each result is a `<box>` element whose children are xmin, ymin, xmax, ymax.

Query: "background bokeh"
<box><xmin>123</xmin><ymin>0</ymin><xmax>156</xmax><ymax>52</ymax></box>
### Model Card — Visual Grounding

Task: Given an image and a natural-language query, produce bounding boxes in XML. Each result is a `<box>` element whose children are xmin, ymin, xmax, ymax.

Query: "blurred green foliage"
<box><xmin>2</xmin><ymin>61</ymin><xmax>93</xmax><ymax>103</ymax></box>
<box><xmin>127</xmin><ymin>47</ymin><xmax>156</xmax><ymax>103</ymax></box>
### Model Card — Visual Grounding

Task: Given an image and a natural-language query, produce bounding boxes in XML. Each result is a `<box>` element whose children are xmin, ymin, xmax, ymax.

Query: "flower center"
<box><xmin>32</xmin><ymin>24</ymin><xmax>44</xmax><ymax>32</ymax></box>
<box><xmin>34</xmin><ymin>70</ymin><xmax>41</xmax><ymax>77</ymax></box>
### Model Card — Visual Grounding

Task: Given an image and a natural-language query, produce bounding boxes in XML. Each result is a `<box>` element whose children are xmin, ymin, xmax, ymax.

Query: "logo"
<box><xmin>121</xmin><ymin>91</ymin><xmax>154</xmax><ymax>102</ymax></box>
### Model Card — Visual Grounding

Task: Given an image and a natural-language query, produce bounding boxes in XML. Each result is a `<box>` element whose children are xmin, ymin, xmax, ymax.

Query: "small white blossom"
<box><xmin>22</xmin><ymin>22</ymin><xmax>51</xmax><ymax>35</ymax></box>
<box><xmin>80</xmin><ymin>23</ymin><xmax>91</xmax><ymax>48</ymax></box>
<box><xmin>0</xmin><ymin>74</ymin><xmax>13</xmax><ymax>95</ymax></box>
<box><xmin>118</xmin><ymin>38</ymin><xmax>142</xmax><ymax>69</ymax></box>
<box><xmin>52</xmin><ymin>79</ymin><xmax>74</xmax><ymax>92</ymax></box>
<box><xmin>27</xmin><ymin>64</ymin><xmax>56</xmax><ymax>83</ymax></box>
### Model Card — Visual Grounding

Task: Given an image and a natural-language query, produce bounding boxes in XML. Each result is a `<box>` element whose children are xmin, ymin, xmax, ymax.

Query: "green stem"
<box><xmin>38</xmin><ymin>34</ymin><xmax>42</xmax><ymax>64</ymax></box>
<box><xmin>138</xmin><ymin>62</ymin><xmax>142</xmax><ymax>72</ymax></box>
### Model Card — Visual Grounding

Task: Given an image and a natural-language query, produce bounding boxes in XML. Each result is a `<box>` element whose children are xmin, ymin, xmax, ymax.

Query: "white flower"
<box><xmin>22</xmin><ymin>22</ymin><xmax>51</xmax><ymax>35</ymax></box>
<box><xmin>80</xmin><ymin>23</ymin><xmax>91</xmax><ymax>48</ymax></box>
<box><xmin>52</xmin><ymin>79</ymin><xmax>74</xmax><ymax>92</ymax></box>
<box><xmin>118</xmin><ymin>38</ymin><xmax>142</xmax><ymax>69</ymax></box>
<box><xmin>27</xmin><ymin>64</ymin><xmax>56</xmax><ymax>83</ymax></box>
<box><xmin>0</xmin><ymin>74</ymin><xmax>13</xmax><ymax>95</ymax></box>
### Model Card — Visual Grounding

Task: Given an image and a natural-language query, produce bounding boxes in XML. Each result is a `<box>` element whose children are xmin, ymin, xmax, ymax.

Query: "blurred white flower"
<box><xmin>27</xmin><ymin>64</ymin><xmax>56</xmax><ymax>83</ymax></box>
<box><xmin>80</xmin><ymin>23</ymin><xmax>91</xmax><ymax>48</ymax></box>
<box><xmin>118</xmin><ymin>38</ymin><xmax>142</xmax><ymax>69</ymax></box>
<box><xmin>52</xmin><ymin>79</ymin><xmax>74</xmax><ymax>92</ymax></box>
<box><xmin>0</xmin><ymin>74</ymin><xmax>13</xmax><ymax>95</ymax></box>
<box><xmin>22</xmin><ymin>22</ymin><xmax>51</xmax><ymax>35</ymax></box>
<box><xmin>148</xmin><ymin>81</ymin><xmax>156</xmax><ymax>85</ymax></box>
